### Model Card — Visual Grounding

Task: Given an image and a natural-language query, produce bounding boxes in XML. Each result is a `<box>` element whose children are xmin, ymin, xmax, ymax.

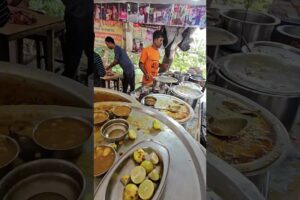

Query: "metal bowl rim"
<box><xmin>32</xmin><ymin>116</ymin><xmax>92</xmax><ymax>151</ymax></box>
<box><xmin>276</xmin><ymin>25</ymin><xmax>300</xmax><ymax>39</ymax></box>
<box><xmin>220</xmin><ymin>9</ymin><xmax>280</xmax><ymax>26</ymax></box>
<box><xmin>0</xmin><ymin>135</ymin><xmax>20</xmax><ymax>169</ymax></box>
<box><xmin>99</xmin><ymin>118</ymin><xmax>129</xmax><ymax>140</ymax></box>
<box><xmin>0</xmin><ymin>158</ymin><xmax>86</xmax><ymax>199</ymax></box>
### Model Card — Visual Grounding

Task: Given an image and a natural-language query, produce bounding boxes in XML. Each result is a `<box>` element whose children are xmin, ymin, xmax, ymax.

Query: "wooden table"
<box><xmin>100</xmin><ymin>73</ymin><xmax>122</xmax><ymax>91</ymax></box>
<box><xmin>0</xmin><ymin>6</ymin><xmax>65</xmax><ymax>72</ymax></box>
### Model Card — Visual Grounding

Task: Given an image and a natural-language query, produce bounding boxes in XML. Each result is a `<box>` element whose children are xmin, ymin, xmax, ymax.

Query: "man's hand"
<box><xmin>144</xmin><ymin>74</ymin><xmax>152</xmax><ymax>81</ymax></box>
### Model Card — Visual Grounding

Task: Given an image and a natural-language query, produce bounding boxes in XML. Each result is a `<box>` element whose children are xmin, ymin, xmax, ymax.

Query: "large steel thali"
<box><xmin>94</xmin><ymin>101</ymin><xmax>206</xmax><ymax>200</ymax></box>
<box><xmin>206</xmin><ymin>84</ymin><xmax>290</xmax><ymax>176</ymax></box>
<box><xmin>140</xmin><ymin>93</ymin><xmax>194</xmax><ymax>125</ymax></box>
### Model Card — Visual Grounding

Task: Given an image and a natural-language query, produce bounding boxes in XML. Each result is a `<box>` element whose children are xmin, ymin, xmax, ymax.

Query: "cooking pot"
<box><xmin>213</xmin><ymin>53</ymin><xmax>300</xmax><ymax>131</ymax></box>
<box><xmin>273</xmin><ymin>25</ymin><xmax>300</xmax><ymax>49</ymax></box>
<box><xmin>220</xmin><ymin>9</ymin><xmax>280</xmax><ymax>50</ymax></box>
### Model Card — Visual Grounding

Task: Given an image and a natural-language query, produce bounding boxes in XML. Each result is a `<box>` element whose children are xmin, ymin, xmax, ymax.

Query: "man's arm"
<box><xmin>139</xmin><ymin>49</ymin><xmax>151</xmax><ymax>80</ymax></box>
<box><xmin>107</xmin><ymin>46</ymin><xmax>120</xmax><ymax>70</ymax></box>
<box><xmin>139</xmin><ymin>62</ymin><xmax>147</xmax><ymax>76</ymax></box>
<box><xmin>106</xmin><ymin>60</ymin><xmax>118</xmax><ymax>70</ymax></box>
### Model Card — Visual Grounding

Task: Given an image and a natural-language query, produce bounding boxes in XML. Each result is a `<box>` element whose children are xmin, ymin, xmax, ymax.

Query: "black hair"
<box><xmin>153</xmin><ymin>30</ymin><xmax>164</xmax><ymax>41</ymax></box>
<box><xmin>105</xmin><ymin>36</ymin><xmax>115</xmax><ymax>44</ymax></box>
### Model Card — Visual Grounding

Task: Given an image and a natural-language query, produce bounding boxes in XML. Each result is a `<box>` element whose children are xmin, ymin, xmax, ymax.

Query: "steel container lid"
<box><xmin>216</xmin><ymin>53</ymin><xmax>300</xmax><ymax>96</ymax></box>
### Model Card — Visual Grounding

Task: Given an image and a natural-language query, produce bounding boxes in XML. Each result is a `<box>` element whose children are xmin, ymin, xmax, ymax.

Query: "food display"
<box><xmin>93</xmin><ymin>100</ymin><xmax>205</xmax><ymax>200</ymax></box>
<box><xmin>141</xmin><ymin>94</ymin><xmax>194</xmax><ymax>124</ymax></box>
<box><xmin>206</xmin><ymin>85</ymin><xmax>289</xmax><ymax>173</ymax></box>
<box><xmin>120</xmin><ymin>148</ymin><xmax>162</xmax><ymax>200</ymax></box>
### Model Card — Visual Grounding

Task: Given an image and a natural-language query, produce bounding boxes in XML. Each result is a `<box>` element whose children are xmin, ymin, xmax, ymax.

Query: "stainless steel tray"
<box><xmin>216</xmin><ymin>53</ymin><xmax>300</xmax><ymax>96</ymax></box>
<box><xmin>140</xmin><ymin>94</ymin><xmax>194</xmax><ymax>124</ymax></box>
<box><xmin>207</xmin><ymin>84</ymin><xmax>290</xmax><ymax>176</ymax></box>
<box><xmin>94</xmin><ymin>102</ymin><xmax>206</xmax><ymax>200</ymax></box>
<box><xmin>95</xmin><ymin>140</ymin><xmax>169</xmax><ymax>200</ymax></box>
<box><xmin>241</xmin><ymin>41</ymin><xmax>300</xmax><ymax>67</ymax></box>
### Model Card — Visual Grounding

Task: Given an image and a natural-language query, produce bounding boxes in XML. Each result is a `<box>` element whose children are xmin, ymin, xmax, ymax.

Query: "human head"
<box><xmin>105</xmin><ymin>36</ymin><xmax>115</xmax><ymax>49</ymax></box>
<box><xmin>152</xmin><ymin>30</ymin><xmax>164</xmax><ymax>48</ymax></box>
<box><xmin>139</xmin><ymin>7</ymin><xmax>144</xmax><ymax>15</ymax></box>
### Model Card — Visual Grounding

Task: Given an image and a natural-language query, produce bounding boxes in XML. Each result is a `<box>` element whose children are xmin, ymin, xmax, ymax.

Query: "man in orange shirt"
<box><xmin>139</xmin><ymin>30</ymin><xmax>168</xmax><ymax>86</ymax></box>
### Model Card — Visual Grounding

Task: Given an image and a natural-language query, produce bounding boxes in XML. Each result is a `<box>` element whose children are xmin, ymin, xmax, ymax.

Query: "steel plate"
<box><xmin>141</xmin><ymin>94</ymin><xmax>194</xmax><ymax>124</ymax></box>
<box><xmin>95</xmin><ymin>140</ymin><xmax>169</xmax><ymax>200</ymax></box>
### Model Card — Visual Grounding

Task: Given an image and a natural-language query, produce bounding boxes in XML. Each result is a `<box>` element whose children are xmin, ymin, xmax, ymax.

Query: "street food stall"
<box><xmin>93</xmin><ymin>0</ymin><xmax>207</xmax><ymax>199</ymax></box>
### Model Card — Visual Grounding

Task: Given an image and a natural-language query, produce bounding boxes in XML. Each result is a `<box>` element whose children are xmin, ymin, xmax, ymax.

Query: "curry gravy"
<box><xmin>113</xmin><ymin>106</ymin><xmax>131</xmax><ymax>117</ymax></box>
<box><xmin>34</xmin><ymin>117</ymin><xmax>91</xmax><ymax>150</ymax></box>
<box><xmin>94</xmin><ymin>146</ymin><xmax>115</xmax><ymax>176</ymax></box>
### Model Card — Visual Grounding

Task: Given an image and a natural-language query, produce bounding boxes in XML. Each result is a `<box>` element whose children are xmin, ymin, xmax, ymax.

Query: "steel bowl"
<box><xmin>189</xmin><ymin>75</ymin><xmax>206</xmax><ymax>87</ymax></box>
<box><xmin>273</xmin><ymin>25</ymin><xmax>300</xmax><ymax>49</ymax></box>
<box><xmin>100</xmin><ymin>119</ymin><xmax>129</xmax><ymax>143</ymax></box>
<box><xmin>144</xmin><ymin>96</ymin><xmax>157</xmax><ymax>106</ymax></box>
<box><xmin>32</xmin><ymin>116</ymin><xmax>92</xmax><ymax>158</ymax></box>
<box><xmin>0</xmin><ymin>135</ymin><xmax>19</xmax><ymax>178</ymax></box>
<box><xmin>220</xmin><ymin>9</ymin><xmax>280</xmax><ymax>50</ymax></box>
<box><xmin>94</xmin><ymin>110</ymin><xmax>109</xmax><ymax>126</ymax></box>
<box><xmin>111</xmin><ymin>105</ymin><xmax>132</xmax><ymax>119</ymax></box>
<box><xmin>0</xmin><ymin>159</ymin><xmax>85</xmax><ymax>200</ymax></box>
<box><xmin>170</xmin><ymin>85</ymin><xmax>204</xmax><ymax>109</ymax></box>
<box><xmin>207</xmin><ymin>27</ymin><xmax>238</xmax><ymax>60</ymax></box>
<box><xmin>94</xmin><ymin>145</ymin><xmax>117</xmax><ymax>177</ymax></box>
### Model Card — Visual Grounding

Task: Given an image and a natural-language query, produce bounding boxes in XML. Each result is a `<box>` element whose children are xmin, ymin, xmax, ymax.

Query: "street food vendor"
<box><xmin>105</xmin><ymin>36</ymin><xmax>135</xmax><ymax>93</ymax></box>
<box><xmin>139</xmin><ymin>30</ymin><xmax>168</xmax><ymax>86</ymax></box>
